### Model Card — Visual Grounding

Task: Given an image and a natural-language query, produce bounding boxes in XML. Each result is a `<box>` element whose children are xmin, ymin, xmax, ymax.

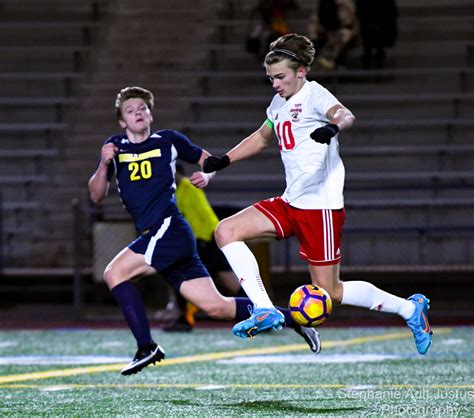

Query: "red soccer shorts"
<box><xmin>254</xmin><ymin>197</ymin><xmax>345</xmax><ymax>266</ymax></box>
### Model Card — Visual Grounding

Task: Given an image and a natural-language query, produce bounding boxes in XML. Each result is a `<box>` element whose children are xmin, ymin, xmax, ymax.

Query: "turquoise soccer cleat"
<box><xmin>232</xmin><ymin>307</ymin><xmax>285</xmax><ymax>339</ymax></box>
<box><xmin>406</xmin><ymin>294</ymin><xmax>433</xmax><ymax>355</ymax></box>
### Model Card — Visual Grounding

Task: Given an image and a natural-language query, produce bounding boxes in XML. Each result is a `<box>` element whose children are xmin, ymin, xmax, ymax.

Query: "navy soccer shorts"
<box><xmin>128</xmin><ymin>213</ymin><xmax>210</xmax><ymax>291</ymax></box>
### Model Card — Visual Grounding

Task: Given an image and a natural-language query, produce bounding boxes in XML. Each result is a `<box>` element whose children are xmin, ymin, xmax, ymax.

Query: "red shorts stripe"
<box><xmin>323</xmin><ymin>209</ymin><xmax>334</xmax><ymax>261</ymax></box>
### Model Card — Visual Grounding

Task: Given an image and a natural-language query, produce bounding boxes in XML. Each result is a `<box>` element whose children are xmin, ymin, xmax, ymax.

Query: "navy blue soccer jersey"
<box><xmin>104</xmin><ymin>129</ymin><xmax>202</xmax><ymax>231</ymax></box>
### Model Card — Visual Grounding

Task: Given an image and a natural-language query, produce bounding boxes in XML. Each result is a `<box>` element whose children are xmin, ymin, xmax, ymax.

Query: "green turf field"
<box><xmin>0</xmin><ymin>326</ymin><xmax>472</xmax><ymax>416</ymax></box>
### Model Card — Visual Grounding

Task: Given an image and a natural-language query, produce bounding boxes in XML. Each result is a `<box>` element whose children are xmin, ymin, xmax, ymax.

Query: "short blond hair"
<box><xmin>115</xmin><ymin>86</ymin><xmax>154</xmax><ymax>120</ymax></box>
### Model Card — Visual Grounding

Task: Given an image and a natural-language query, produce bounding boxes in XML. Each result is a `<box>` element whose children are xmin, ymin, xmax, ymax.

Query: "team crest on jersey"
<box><xmin>121</xmin><ymin>138</ymin><xmax>129</xmax><ymax>144</ymax></box>
<box><xmin>290</xmin><ymin>104</ymin><xmax>302</xmax><ymax>122</ymax></box>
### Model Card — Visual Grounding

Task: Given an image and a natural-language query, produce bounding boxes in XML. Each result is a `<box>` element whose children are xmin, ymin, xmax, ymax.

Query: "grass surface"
<box><xmin>0</xmin><ymin>326</ymin><xmax>472</xmax><ymax>416</ymax></box>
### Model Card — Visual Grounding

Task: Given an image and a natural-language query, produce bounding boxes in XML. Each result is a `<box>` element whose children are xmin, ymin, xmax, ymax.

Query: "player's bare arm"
<box><xmin>88</xmin><ymin>142</ymin><xmax>117</xmax><ymax>203</ymax></box>
<box><xmin>310</xmin><ymin>105</ymin><xmax>355</xmax><ymax>145</ymax></box>
<box><xmin>203</xmin><ymin>122</ymin><xmax>273</xmax><ymax>173</ymax></box>
<box><xmin>326</xmin><ymin>104</ymin><xmax>356</xmax><ymax>131</ymax></box>
<box><xmin>227</xmin><ymin>122</ymin><xmax>274</xmax><ymax>163</ymax></box>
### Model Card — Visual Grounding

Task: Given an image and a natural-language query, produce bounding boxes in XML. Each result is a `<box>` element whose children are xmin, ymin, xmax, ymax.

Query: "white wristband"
<box><xmin>203</xmin><ymin>171</ymin><xmax>215</xmax><ymax>182</ymax></box>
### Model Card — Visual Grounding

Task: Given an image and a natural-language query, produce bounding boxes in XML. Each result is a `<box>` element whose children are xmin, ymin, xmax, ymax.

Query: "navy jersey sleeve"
<box><xmin>168</xmin><ymin>130</ymin><xmax>203</xmax><ymax>164</ymax></box>
<box><xmin>103</xmin><ymin>135</ymin><xmax>120</xmax><ymax>181</ymax></box>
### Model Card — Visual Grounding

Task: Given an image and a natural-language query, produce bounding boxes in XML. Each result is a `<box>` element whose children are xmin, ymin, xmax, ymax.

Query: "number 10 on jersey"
<box><xmin>276</xmin><ymin>121</ymin><xmax>295</xmax><ymax>151</ymax></box>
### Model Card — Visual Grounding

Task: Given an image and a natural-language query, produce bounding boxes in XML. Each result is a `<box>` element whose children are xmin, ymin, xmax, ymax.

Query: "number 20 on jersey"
<box><xmin>128</xmin><ymin>160</ymin><xmax>152</xmax><ymax>181</ymax></box>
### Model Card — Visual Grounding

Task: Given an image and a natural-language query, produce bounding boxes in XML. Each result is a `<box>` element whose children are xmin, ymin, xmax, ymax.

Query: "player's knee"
<box><xmin>214</xmin><ymin>220</ymin><xmax>237</xmax><ymax>246</ymax></box>
<box><xmin>103</xmin><ymin>265</ymin><xmax>123</xmax><ymax>289</ymax></box>
<box><xmin>103</xmin><ymin>267</ymin><xmax>115</xmax><ymax>288</ymax></box>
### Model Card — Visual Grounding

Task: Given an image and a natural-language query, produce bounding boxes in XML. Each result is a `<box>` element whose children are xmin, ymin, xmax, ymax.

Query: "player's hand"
<box><xmin>101</xmin><ymin>143</ymin><xmax>118</xmax><ymax>165</ymax></box>
<box><xmin>203</xmin><ymin>155</ymin><xmax>230</xmax><ymax>173</ymax></box>
<box><xmin>190</xmin><ymin>171</ymin><xmax>211</xmax><ymax>188</ymax></box>
<box><xmin>310</xmin><ymin>124</ymin><xmax>339</xmax><ymax>145</ymax></box>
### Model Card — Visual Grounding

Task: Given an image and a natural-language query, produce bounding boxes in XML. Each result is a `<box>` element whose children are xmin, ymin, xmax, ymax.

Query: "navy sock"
<box><xmin>277</xmin><ymin>306</ymin><xmax>296</xmax><ymax>329</ymax></box>
<box><xmin>233</xmin><ymin>297</ymin><xmax>254</xmax><ymax>321</ymax></box>
<box><xmin>111</xmin><ymin>281</ymin><xmax>154</xmax><ymax>348</ymax></box>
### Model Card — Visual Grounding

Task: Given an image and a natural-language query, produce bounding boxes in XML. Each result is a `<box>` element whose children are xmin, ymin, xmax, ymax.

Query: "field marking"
<box><xmin>0</xmin><ymin>341</ymin><xmax>18</xmax><ymax>348</ymax></box>
<box><xmin>218</xmin><ymin>353</ymin><xmax>402</xmax><ymax>364</ymax></box>
<box><xmin>0</xmin><ymin>383</ymin><xmax>472</xmax><ymax>390</ymax></box>
<box><xmin>0</xmin><ymin>356</ymin><xmax>131</xmax><ymax>365</ymax></box>
<box><xmin>0</xmin><ymin>328</ymin><xmax>452</xmax><ymax>385</ymax></box>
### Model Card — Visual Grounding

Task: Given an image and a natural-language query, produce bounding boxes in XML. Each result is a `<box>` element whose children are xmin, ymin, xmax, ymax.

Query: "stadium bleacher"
<box><xmin>0</xmin><ymin>0</ymin><xmax>113</xmax><ymax>269</ymax></box>
<box><xmin>0</xmin><ymin>0</ymin><xmax>473</xmax><ymax>278</ymax></box>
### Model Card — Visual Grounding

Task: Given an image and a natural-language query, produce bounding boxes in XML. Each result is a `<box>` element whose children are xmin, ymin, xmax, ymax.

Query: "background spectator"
<box><xmin>246</xmin><ymin>0</ymin><xmax>299</xmax><ymax>58</ymax></box>
<box><xmin>308</xmin><ymin>0</ymin><xmax>359</xmax><ymax>70</ymax></box>
<box><xmin>356</xmin><ymin>0</ymin><xmax>398</xmax><ymax>69</ymax></box>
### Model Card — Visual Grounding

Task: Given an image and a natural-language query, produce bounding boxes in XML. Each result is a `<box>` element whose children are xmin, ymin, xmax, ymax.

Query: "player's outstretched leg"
<box><xmin>294</xmin><ymin>325</ymin><xmax>321</xmax><ymax>354</ymax></box>
<box><xmin>406</xmin><ymin>294</ymin><xmax>433</xmax><ymax>355</ymax></box>
<box><xmin>232</xmin><ymin>307</ymin><xmax>285</xmax><ymax>338</ymax></box>
<box><xmin>121</xmin><ymin>343</ymin><xmax>166</xmax><ymax>376</ymax></box>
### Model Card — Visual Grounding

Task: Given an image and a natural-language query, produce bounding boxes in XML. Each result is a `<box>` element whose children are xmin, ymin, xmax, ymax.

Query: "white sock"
<box><xmin>341</xmin><ymin>281</ymin><xmax>415</xmax><ymax>320</ymax></box>
<box><xmin>220</xmin><ymin>241</ymin><xmax>274</xmax><ymax>309</ymax></box>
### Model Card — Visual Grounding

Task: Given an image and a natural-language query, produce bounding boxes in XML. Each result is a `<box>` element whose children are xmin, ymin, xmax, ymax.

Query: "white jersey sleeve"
<box><xmin>266</xmin><ymin>95</ymin><xmax>280</xmax><ymax>123</ymax></box>
<box><xmin>308</xmin><ymin>82</ymin><xmax>341</xmax><ymax>119</ymax></box>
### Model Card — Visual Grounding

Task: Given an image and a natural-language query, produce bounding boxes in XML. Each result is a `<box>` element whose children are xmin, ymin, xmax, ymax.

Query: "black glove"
<box><xmin>203</xmin><ymin>154</ymin><xmax>230</xmax><ymax>173</ymax></box>
<box><xmin>310</xmin><ymin>123</ymin><xmax>339</xmax><ymax>144</ymax></box>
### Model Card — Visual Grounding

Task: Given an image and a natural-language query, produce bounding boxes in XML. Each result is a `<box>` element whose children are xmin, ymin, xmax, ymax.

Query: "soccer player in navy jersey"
<box><xmin>88</xmin><ymin>86</ymin><xmax>321</xmax><ymax>376</ymax></box>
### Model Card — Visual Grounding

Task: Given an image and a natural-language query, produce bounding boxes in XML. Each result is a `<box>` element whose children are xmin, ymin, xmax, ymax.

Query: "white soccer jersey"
<box><xmin>266</xmin><ymin>80</ymin><xmax>345</xmax><ymax>209</ymax></box>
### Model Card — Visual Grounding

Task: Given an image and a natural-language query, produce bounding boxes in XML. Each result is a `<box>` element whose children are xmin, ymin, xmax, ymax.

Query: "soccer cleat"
<box><xmin>406</xmin><ymin>294</ymin><xmax>433</xmax><ymax>355</ymax></box>
<box><xmin>232</xmin><ymin>307</ymin><xmax>285</xmax><ymax>339</ymax></box>
<box><xmin>294</xmin><ymin>325</ymin><xmax>321</xmax><ymax>354</ymax></box>
<box><xmin>121</xmin><ymin>343</ymin><xmax>165</xmax><ymax>376</ymax></box>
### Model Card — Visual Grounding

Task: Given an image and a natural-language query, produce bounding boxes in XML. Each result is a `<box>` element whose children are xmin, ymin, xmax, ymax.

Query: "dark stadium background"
<box><xmin>0</xmin><ymin>0</ymin><xmax>473</xmax><ymax>327</ymax></box>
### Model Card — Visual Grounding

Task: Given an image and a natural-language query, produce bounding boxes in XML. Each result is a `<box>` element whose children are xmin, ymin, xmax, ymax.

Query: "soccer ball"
<box><xmin>288</xmin><ymin>284</ymin><xmax>332</xmax><ymax>327</ymax></box>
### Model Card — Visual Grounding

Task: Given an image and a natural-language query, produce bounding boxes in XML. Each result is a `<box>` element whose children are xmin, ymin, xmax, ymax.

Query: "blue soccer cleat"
<box><xmin>232</xmin><ymin>307</ymin><xmax>285</xmax><ymax>339</ymax></box>
<box><xmin>406</xmin><ymin>294</ymin><xmax>433</xmax><ymax>355</ymax></box>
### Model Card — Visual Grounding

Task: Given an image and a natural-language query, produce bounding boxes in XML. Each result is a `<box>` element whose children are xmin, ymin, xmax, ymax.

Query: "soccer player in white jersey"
<box><xmin>204</xmin><ymin>33</ymin><xmax>432</xmax><ymax>355</ymax></box>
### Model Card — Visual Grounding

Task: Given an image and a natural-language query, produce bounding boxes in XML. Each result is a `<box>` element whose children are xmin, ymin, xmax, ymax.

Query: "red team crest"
<box><xmin>290</xmin><ymin>104</ymin><xmax>302</xmax><ymax>122</ymax></box>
